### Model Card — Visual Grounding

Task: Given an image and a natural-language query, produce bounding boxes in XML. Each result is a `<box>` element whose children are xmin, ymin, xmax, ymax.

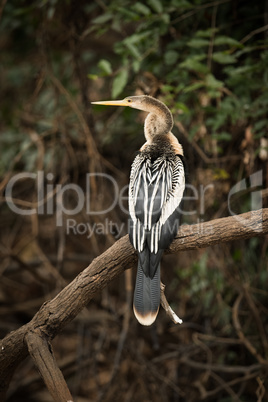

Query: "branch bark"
<box><xmin>0</xmin><ymin>208</ymin><xmax>267</xmax><ymax>401</ymax></box>
<box><xmin>25</xmin><ymin>330</ymin><xmax>73</xmax><ymax>402</ymax></box>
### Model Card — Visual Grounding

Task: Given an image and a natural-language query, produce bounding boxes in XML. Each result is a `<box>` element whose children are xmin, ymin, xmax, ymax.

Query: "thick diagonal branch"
<box><xmin>0</xmin><ymin>208</ymin><xmax>267</xmax><ymax>400</ymax></box>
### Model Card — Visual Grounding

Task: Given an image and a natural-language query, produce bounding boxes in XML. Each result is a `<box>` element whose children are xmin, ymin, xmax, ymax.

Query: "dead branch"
<box><xmin>232</xmin><ymin>293</ymin><xmax>267</xmax><ymax>365</ymax></box>
<box><xmin>25</xmin><ymin>330</ymin><xmax>73</xmax><ymax>402</ymax></box>
<box><xmin>160</xmin><ymin>282</ymin><xmax>183</xmax><ymax>324</ymax></box>
<box><xmin>0</xmin><ymin>208</ymin><xmax>267</xmax><ymax>401</ymax></box>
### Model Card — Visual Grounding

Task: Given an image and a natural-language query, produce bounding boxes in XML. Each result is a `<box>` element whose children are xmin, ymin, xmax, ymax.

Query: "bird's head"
<box><xmin>92</xmin><ymin>95</ymin><xmax>166</xmax><ymax>113</ymax></box>
<box><xmin>92</xmin><ymin>95</ymin><xmax>173</xmax><ymax>137</ymax></box>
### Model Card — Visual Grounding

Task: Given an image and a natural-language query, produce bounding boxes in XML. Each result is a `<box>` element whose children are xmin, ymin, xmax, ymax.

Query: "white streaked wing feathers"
<box><xmin>159</xmin><ymin>159</ymin><xmax>185</xmax><ymax>227</ymax></box>
<box><xmin>129</xmin><ymin>154</ymin><xmax>185</xmax><ymax>253</ymax></box>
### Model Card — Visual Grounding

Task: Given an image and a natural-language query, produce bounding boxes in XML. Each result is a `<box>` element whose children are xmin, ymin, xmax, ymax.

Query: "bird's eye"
<box><xmin>127</xmin><ymin>99</ymin><xmax>132</xmax><ymax>103</ymax></box>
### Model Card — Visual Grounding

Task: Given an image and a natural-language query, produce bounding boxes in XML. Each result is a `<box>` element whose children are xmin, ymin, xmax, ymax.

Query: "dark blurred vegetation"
<box><xmin>0</xmin><ymin>0</ymin><xmax>268</xmax><ymax>401</ymax></box>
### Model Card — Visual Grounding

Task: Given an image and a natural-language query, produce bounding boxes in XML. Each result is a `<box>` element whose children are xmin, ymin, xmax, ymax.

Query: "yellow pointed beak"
<box><xmin>91</xmin><ymin>99</ymin><xmax>130</xmax><ymax>107</ymax></box>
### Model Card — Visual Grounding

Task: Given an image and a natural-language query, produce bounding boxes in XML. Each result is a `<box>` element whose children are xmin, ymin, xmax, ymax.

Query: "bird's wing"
<box><xmin>129</xmin><ymin>153</ymin><xmax>185</xmax><ymax>254</ymax></box>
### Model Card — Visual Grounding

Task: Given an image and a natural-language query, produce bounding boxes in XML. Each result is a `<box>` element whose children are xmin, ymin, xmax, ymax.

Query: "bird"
<box><xmin>92</xmin><ymin>95</ymin><xmax>185</xmax><ymax>325</ymax></box>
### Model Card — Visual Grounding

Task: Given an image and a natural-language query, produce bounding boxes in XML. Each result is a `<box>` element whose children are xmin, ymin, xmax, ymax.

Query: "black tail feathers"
<box><xmin>133</xmin><ymin>260</ymin><xmax>160</xmax><ymax>326</ymax></box>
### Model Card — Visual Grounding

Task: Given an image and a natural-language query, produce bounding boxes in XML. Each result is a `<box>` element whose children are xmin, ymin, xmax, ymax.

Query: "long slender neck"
<box><xmin>143</xmin><ymin>100</ymin><xmax>173</xmax><ymax>142</ymax></box>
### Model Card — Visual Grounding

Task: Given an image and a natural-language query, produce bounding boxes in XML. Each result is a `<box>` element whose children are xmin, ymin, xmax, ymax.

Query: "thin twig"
<box><xmin>180</xmin><ymin>356</ymin><xmax>263</xmax><ymax>374</ymax></box>
<box><xmin>232</xmin><ymin>293</ymin><xmax>268</xmax><ymax>365</ymax></box>
<box><xmin>243</xmin><ymin>285</ymin><xmax>268</xmax><ymax>356</ymax></box>
<box><xmin>207</xmin><ymin>4</ymin><xmax>218</xmax><ymax>70</ymax></box>
<box><xmin>240</xmin><ymin>24</ymin><xmax>268</xmax><ymax>44</ymax></box>
<box><xmin>160</xmin><ymin>282</ymin><xmax>183</xmax><ymax>324</ymax></box>
<box><xmin>203</xmin><ymin>372</ymin><xmax>258</xmax><ymax>400</ymax></box>
<box><xmin>171</xmin><ymin>0</ymin><xmax>231</xmax><ymax>25</ymax></box>
<box><xmin>209</xmin><ymin>371</ymin><xmax>243</xmax><ymax>401</ymax></box>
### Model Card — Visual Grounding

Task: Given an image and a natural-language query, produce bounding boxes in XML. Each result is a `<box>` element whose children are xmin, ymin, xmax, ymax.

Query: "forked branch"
<box><xmin>0</xmin><ymin>208</ymin><xmax>267</xmax><ymax>401</ymax></box>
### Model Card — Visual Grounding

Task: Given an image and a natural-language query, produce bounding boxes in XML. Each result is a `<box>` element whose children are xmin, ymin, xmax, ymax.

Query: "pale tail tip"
<box><xmin>133</xmin><ymin>306</ymin><xmax>159</xmax><ymax>326</ymax></box>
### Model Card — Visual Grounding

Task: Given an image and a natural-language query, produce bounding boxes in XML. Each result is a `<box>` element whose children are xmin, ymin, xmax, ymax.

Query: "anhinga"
<box><xmin>92</xmin><ymin>95</ymin><xmax>185</xmax><ymax>325</ymax></box>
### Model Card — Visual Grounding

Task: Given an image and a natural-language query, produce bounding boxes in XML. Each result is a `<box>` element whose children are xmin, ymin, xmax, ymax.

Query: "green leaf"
<box><xmin>161</xmin><ymin>84</ymin><xmax>174</xmax><ymax>93</ymax></box>
<box><xmin>171</xmin><ymin>0</ymin><xmax>192</xmax><ymax>9</ymax></box>
<box><xmin>125</xmin><ymin>42</ymin><xmax>141</xmax><ymax>59</ymax></box>
<box><xmin>205</xmin><ymin>73</ymin><xmax>224</xmax><ymax>89</ymax></box>
<box><xmin>187</xmin><ymin>38</ymin><xmax>210</xmax><ymax>48</ymax></box>
<box><xmin>112</xmin><ymin>69</ymin><xmax>128</xmax><ymax>98</ymax></box>
<box><xmin>183</xmin><ymin>81</ymin><xmax>205</xmax><ymax>92</ymax></box>
<box><xmin>117</xmin><ymin>7</ymin><xmax>139</xmax><ymax>19</ymax></box>
<box><xmin>112</xmin><ymin>19</ymin><xmax>123</xmax><ymax>33</ymax></box>
<box><xmin>164</xmin><ymin>50</ymin><xmax>178</xmax><ymax>65</ymax></box>
<box><xmin>175</xmin><ymin>102</ymin><xmax>190</xmax><ymax>114</ymax></box>
<box><xmin>212</xmin><ymin>52</ymin><xmax>237</xmax><ymax>64</ymax></box>
<box><xmin>98</xmin><ymin>59</ymin><xmax>112</xmax><ymax>75</ymax></box>
<box><xmin>147</xmin><ymin>0</ymin><xmax>163</xmax><ymax>13</ymax></box>
<box><xmin>132</xmin><ymin>59</ymin><xmax>141</xmax><ymax>73</ymax></box>
<box><xmin>214</xmin><ymin>36</ymin><xmax>242</xmax><ymax>47</ymax></box>
<box><xmin>226</xmin><ymin>65</ymin><xmax>255</xmax><ymax>76</ymax></box>
<box><xmin>161</xmin><ymin>13</ymin><xmax>170</xmax><ymax>24</ymax></box>
<box><xmin>87</xmin><ymin>74</ymin><xmax>98</xmax><ymax>80</ymax></box>
<box><xmin>92</xmin><ymin>13</ymin><xmax>113</xmax><ymax>24</ymax></box>
<box><xmin>213</xmin><ymin>168</ymin><xmax>230</xmax><ymax>179</ymax></box>
<box><xmin>124</xmin><ymin>31</ymin><xmax>151</xmax><ymax>45</ymax></box>
<box><xmin>253</xmin><ymin>119</ymin><xmax>267</xmax><ymax>132</ymax></box>
<box><xmin>212</xmin><ymin>132</ymin><xmax>232</xmax><ymax>141</ymax></box>
<box><xmin>180</xmin><ymin>55</ymin><xmax>208</xmax><ymax>74</ymax></box>
<box><xmin>132</xmin><ymin>2</ymin><xmax>151</xmax><ymax>15</ymax></box>
<box><xmin>207</xmin><ymin>114</ymin><xmax>227</xmax><ymax>131</ymax></box>
<box><xmin>196</xmin><ymin>28</ymin><xmax>218</xmax><ymax>38</ymax></box>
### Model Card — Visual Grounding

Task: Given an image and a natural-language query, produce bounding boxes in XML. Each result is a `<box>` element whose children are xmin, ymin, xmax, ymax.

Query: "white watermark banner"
<box><xmin>5</xmin><ymin>170</ymin><xmax>263</xmax><ymax>235</ymax></box>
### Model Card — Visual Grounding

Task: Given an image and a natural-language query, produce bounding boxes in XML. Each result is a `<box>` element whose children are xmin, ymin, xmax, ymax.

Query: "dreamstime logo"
<box><xmin>4</xmin><ymin>170</ymin><xmax>263</xmax><ymax>235</ymax></box>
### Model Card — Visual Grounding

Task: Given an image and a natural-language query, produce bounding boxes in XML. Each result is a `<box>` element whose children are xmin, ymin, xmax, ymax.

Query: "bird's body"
<box><xmin>92</xmin><ymin>95</ymin><xmax>185</xmax><ymax>325</ymax></box>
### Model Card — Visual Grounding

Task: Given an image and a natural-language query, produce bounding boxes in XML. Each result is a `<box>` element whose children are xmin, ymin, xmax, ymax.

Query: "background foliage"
<box><xmin>0</xmin><ymin>0</ymin><xmax>268</xmax><ymax>401</ymax></box>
